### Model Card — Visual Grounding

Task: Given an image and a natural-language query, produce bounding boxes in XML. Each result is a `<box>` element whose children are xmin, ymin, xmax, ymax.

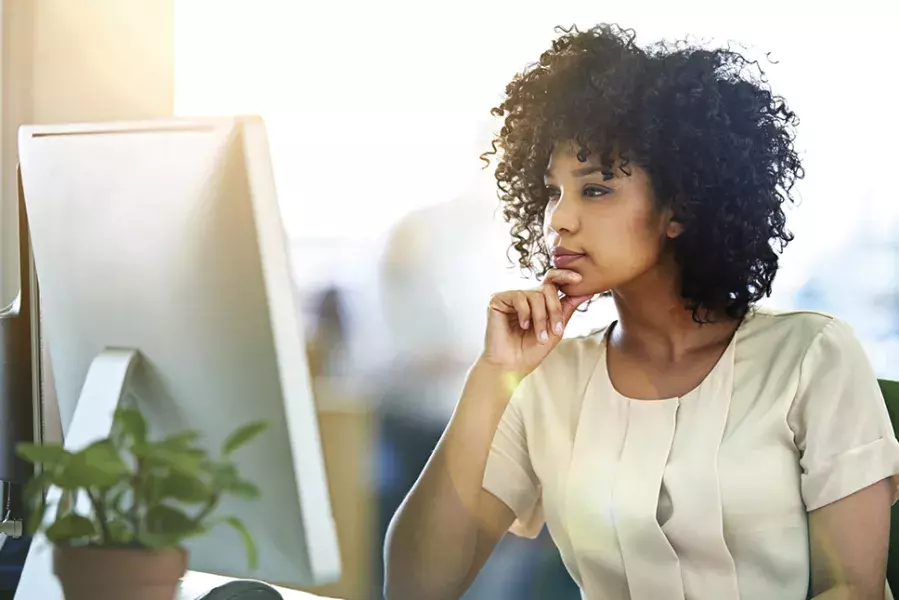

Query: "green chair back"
<box><xmin>878</xmin><ymin>379</ymin><xmax>899</xmax><ymax>591</ymax></box>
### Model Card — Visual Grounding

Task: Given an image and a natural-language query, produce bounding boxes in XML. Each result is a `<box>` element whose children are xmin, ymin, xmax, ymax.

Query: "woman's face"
<box><xmin>543</xmin><ymin>142</ymin><xmax>681</xmax><ymax>298</ymax></box>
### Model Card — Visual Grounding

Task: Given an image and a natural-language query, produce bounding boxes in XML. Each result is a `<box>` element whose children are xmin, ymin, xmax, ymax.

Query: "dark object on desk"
<box><xmin>197</xmin><ymin>579</ymin><xmax>284</xmax><ymax>599</ymax></box>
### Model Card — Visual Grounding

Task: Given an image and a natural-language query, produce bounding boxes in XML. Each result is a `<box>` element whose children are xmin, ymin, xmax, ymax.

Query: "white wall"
<box><xmin>175</xmin><ymin>2</ymin><xmax>899</xmax><ymax>296</ymax></box>
<box><xmin>2</xmin><ymin>0</ymin><xmax>175</xmax><ymax>442</ymax></box>
<box><xmin>2</xmin><ymin>0</ymin><xmax>175</xmax><ymax>310</ymax></box>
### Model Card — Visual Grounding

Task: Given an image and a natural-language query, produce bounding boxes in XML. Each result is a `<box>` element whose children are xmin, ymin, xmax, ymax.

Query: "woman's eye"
<box><xmin>583</xmin><ymin>185</ymin><xmax>610</xmax><ymax>198</ymax></box>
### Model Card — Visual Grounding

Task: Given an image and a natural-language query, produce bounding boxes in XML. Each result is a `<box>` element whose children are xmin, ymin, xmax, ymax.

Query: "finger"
<box><xmin>561</xmin><ymin>295</ymin><xmax>592</xmax><ymax>325</ymax></box>
<box><xmin>489</xmin><ymin>292</ymin><xmax>530</xmax><ymax>330</ymax></box>
<box><xmin>511</xmin><ymin>292</ymin><xmax>531</xmax><ymax>329</ymax></box>
<box><xmin>541</xmin><ymin>284</ymin><xmax>564</xmax><ymax>337</ymax></box>
<box><xmin>543</xmin><ymin>269</ymin><xmax>582</xmax><ymax>287</ymax></box>
<box><xmin>527</xmin><ymin>292</ymin><xmax>550</xmax><ymax>344</ymax></box>
<box><xmin>488</xmin><ymin>292</ymin><xmax>516</xmax><ymax>315</ymax></box>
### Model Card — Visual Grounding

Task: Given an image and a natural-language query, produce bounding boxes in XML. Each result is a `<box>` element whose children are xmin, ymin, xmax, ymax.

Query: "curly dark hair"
<box><xmin>483</xmin><ymin>24</ymin><xmax>803</xmax><ymax>322</ymax></box>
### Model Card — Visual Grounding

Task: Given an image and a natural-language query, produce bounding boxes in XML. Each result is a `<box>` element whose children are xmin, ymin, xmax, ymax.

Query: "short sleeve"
<box><xmin>482</xmin><ymin>377</ymin><xmax>544</xmax><ymax>538</ymax></box>
<box><xmin>788</xmin><ymin>318</ymin><xmax>899</xmax><ymax>511</ymax></box>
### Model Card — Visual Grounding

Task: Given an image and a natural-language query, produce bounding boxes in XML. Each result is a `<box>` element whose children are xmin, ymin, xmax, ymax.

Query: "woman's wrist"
<box><xmin>468</xmin><ymin>358</ymin><xmax>526</xmax><ymax>401</ymax></box>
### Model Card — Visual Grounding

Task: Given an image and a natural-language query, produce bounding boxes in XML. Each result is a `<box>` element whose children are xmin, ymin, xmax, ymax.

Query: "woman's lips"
<box><xmin>552</xmin><ymin>253</ymin><xmax>586</xmax><ymax>268</ymax></box>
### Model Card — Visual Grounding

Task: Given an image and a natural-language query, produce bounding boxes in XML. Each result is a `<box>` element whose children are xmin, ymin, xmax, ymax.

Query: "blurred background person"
<box><xmin>373</xmin><ymin>166</ymin><xmax>582</xmax><ymax>598</ymax></box>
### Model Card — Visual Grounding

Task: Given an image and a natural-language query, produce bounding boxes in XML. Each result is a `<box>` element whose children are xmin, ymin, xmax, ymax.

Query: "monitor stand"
<box><xmin>15</xmin><ymin>347</ymin><xmax>140</xmax><ymax>600</ymax></box>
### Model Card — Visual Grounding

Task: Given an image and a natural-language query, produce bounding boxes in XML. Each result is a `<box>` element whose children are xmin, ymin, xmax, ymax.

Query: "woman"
<box><xmin>384</xmin><ymin>24</ymin><xmax>899</xmax><ymax>600</ymax></box>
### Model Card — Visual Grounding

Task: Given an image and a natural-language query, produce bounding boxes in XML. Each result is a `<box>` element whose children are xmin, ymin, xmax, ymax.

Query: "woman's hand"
<box><xmin>480</xmin><ymin>269</ymin><xmax>592</xmax><ymax>378</ymax></box>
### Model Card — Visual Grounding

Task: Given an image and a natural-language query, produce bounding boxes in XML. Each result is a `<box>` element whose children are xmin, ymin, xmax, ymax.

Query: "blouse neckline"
<box><xmin>600</xmin><ymin>308</ymin><xmax>754</xmax><ymax>403</ymax></box>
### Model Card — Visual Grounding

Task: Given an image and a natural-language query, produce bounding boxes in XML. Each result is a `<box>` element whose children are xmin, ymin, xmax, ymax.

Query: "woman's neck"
<box><xmin>610</xmin><ymin>268</ymin><xmax>740</xmax><ymax>364</ymax></box>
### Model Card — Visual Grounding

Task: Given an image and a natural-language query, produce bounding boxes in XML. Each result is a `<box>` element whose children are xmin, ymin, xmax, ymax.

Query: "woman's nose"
<box><xmin>547</xmin><ymin>193</ymin><xmax>579</xmax><ymax>235</ymax></box>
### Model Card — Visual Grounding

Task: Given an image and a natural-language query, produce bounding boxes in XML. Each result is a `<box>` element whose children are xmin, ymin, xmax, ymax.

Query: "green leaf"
<box><xmin>23</xmin><ymin>471</ymin><xmax>54</xmax><ymax>535</ymax></box>
<box><xmin>56</xmin><ymin>441</ymin><xmax>130</xmax><ymax>490</ymax></box>
<box><xmin>45</xmin><ymin>514</ymin><xmax>97</xmax><ymax>544</ymax></box>
<box><xmin>113</xmin><ymin>407</ymin><xmax>147</xmax><ymax>444</ymax></box>
<box><xmin>216</xmin><ymin>516</ymin><xmax>258</xmax><ymax>570</ymax></box>
<box><xmin>204</xmin><ymin>461</ymin><xmax>239</xmax><ymax>491</ymax></box>
<box><xmin>25</xmin><ymin>501</ymin><xmax>49</xmax><ymax>536</ymax></box>
<box><xmin>134</xmin><ymin>444</ymin><xmax>205</xmax><ymax>477</ymax></box>
<box><xmin>226</xmin><ymin>480</ymin><xmax>261</xmax><ymax>501</ymax></box>
<box><xmin>140</xmin><ymin>472</ymin><xmax>165</xmax><ymax>507</ymax></box>
<box><xmin>144</xmin><ymin>504</ymin><xmax>201</xmax><ymax>543</ymax></box>
<box><xmin>107</xmin><ymin>520</ymin><xmax>133</xmax><ymax>545</ymax></box>
<box><xmin>222</xmin><ymin>421</ymin><xmax>268</xmax><ymax>456</ymax></box>
<box><xmin>142</xmin><ymin>470</ymin><xmax>210</xmax><ymax>506</ymax></box>
<box><xmin>160</xmin><ymin>472</ymin><xmax>211</xmax><ymax>504</ymax></box>
<box><xmin>16</xmin><ymin>443</ymin><xmax>70</xmax><ymax>470</ymax></box>
<box><xmin>157</xmin><ymin>431</ymin><xmax>200</xmax><ymax>452</ymax></box>
<box><xmin>23</xmin><ymin>471</ymin><xmax>53</xmax><ymax>508</ymax></box>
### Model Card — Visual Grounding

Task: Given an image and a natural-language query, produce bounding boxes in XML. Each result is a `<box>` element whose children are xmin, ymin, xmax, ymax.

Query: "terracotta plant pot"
<box><xmin>53</xmin><ymin>545</ymin><xmax>188</xmax><ymax>600</ymax></box>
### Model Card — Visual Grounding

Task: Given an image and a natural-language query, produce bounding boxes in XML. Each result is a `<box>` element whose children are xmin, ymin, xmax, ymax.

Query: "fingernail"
<box><xmin>522</xmin><ymin>320</ymin><xmax>530</xmax><ymax>329</ymax></box>
<box><xmin>554</xmin><ymin>322</ymin><xmax>563</xmax><ymax>335</ymax></box>
<box><xmin>539</xmin><ymin>331</ymin><xmax>549</xmax><ymax>343</ymax></box>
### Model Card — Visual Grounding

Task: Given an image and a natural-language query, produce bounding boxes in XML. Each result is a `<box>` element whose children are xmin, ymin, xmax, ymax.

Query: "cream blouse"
<box><xmin>482</xmin><ymin>308</ymin><xmax>899</xmax><ymax>599</ymax></box>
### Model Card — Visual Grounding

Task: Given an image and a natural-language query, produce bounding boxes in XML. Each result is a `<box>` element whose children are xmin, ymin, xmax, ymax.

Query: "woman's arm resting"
<box><xmin>809</xmin><ymin>478</ymin><xmax>893</xmax><ymax>600</ymax></box>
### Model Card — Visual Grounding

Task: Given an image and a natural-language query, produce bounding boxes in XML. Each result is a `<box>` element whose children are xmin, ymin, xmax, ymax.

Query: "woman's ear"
<box><xmin>664</xmin><ymin>196</ymin><xmax>686</xmax><ymax>239</ymax></box>
<box><xmin>667</xmin><ymin>219</ymin><xmax>684</xmax><ymax>239</ymax></box>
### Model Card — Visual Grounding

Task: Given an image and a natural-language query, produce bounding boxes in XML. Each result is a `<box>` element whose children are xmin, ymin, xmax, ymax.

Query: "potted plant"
<box><xmin>16</xmin><ymin>406</ymin><xmax>268</xmax><ymax>600</ymax></box>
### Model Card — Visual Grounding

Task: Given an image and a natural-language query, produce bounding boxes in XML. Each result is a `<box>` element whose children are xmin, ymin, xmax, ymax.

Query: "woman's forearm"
<box><xmin>383</xmin><ymin>361</ymin><xmax>514</xmax><ymax>599</ymax></box>
<box><xmin>811</xmin><ymin>584</ymin><xmax>883</xmax><ymax>600</ymax></box>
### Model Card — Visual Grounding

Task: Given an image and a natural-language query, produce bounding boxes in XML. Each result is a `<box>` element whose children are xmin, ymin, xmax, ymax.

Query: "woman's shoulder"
<box><xmin>746</xmin><ymin>306</ymin><xmax>850</xmax><ymax>338</ymax></box>
<box><xmin>741</xmin><ymin>306</ymin><xmax>864</xmax><ymax>369</ymax></box>
<box><xmin>748</xmin><ymin>305</ymin><xmax>836</xmax><ymax>328</ymax></box>
<box><xmin>516</xmin><ymin>326</ymin><xmax>609</xmax><ymax>401</ymax></box>
<box><xmin>511</xmin><ymin>327</ymin><xmax>610</xmax><ymax>425</ymax></box>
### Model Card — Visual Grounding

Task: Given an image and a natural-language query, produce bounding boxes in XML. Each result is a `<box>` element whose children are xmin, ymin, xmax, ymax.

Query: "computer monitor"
<box><xmin>13</xmin><ymin>117</ymin><xmax>341</xmax><ymax>599</ymax></box>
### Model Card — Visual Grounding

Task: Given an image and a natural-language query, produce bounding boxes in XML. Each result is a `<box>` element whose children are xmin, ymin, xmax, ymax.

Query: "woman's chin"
<box><xmin>560</xmin><ymin>281</ymin><xmax>606</xmax><ymax>299</ymax></box>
